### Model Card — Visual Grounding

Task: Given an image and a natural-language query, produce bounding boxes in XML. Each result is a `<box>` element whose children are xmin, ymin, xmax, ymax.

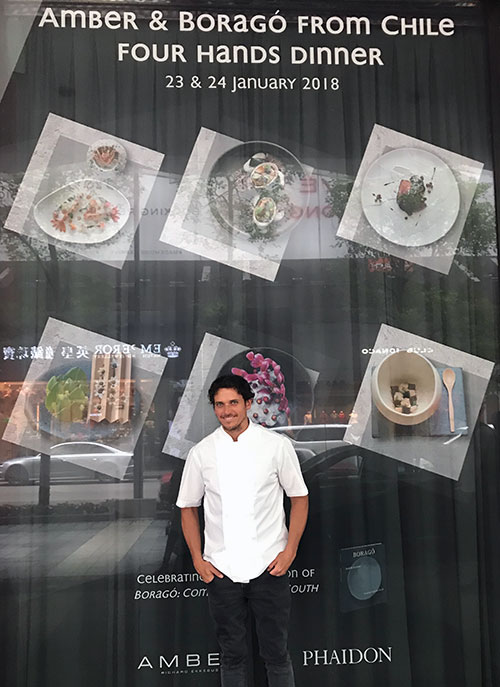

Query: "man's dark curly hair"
<box><xmin>208</xmin><ymin>374</ymin><xmax>255</xmax><ymax>406</ymax></box>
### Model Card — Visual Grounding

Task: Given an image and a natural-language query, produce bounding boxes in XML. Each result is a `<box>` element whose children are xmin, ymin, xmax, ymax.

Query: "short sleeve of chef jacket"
<box><xmin>176</xmin><ymin>447</ymin><xmax>204</xmax><ymax>508</ymax></box>
<box><xmin>276</xmin><ymin>435</ymin><xmax>308</xmax><ymax>497</ymax></box>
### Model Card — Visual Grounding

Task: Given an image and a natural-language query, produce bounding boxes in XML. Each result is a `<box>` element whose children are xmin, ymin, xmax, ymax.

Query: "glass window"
<box><xmin>0</xmin><ymin>2</ymin><xmax>499</xmax><ymax>687</ymax></box>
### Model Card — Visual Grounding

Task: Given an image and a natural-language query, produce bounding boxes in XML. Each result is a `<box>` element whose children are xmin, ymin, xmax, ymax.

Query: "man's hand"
<box><xmin>267</xmin><ymin>548</ymin><xmax>296</xmax><ymax>576</ymax></box>
<box><xmin>194</xmin><ymin>558</ymin><xmax>224</xmax><ymax>583</ymax></box>
<box><xmin>180</xmin><ymin>507</ymin><xmax>223</xmax><ymax>583</ymax></box>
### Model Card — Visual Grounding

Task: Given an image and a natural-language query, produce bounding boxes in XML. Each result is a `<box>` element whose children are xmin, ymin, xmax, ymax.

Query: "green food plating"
<box><xmin>45</xmin><ymin>367</ymin><xmax>89</xmax><ymax>422</ymax></box>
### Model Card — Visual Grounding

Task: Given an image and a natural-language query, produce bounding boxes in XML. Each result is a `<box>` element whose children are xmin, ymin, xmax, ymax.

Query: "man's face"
<box><xmin>213</xmin><ymin>387</ymin><xmax>252</xmax><ymax>434</ymax></box>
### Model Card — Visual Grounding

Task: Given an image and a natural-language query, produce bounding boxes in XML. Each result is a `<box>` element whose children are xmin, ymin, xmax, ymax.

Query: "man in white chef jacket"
<box><xmin>176</xmin><ymin>374</ymin><xmax>309</xmax><ymax>687</ymax></box>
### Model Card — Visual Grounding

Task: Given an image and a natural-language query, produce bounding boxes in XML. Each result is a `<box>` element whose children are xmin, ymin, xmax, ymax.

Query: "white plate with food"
<box><xmin>87</xmin><ymin>139</ymin><xmax>127</xmax><ymax>175</ymax></box>
<box><xmin>360</xmin><ymin>148</ymin><xmax>460</xmax><ymax>247</ymax></box>
<box><xmin>34</xmin><ymin>178</ymin><xmax>130</xmax><ymax>244</ymax></box>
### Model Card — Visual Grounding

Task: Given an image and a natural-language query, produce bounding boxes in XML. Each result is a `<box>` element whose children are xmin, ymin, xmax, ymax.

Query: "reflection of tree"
<box><xmin>0</xmin><ymin>175</ymin><xmax>66</xmax><ymax>319</ymax></box>
<box><xmin>325</xmin><ymin>175</ymin><xmax>497</xmax><ymax>259</ymax></box>
<box><xmin>0</xmin><ymin>174</ymin><xmax>74</xmax><ymax>265</ymax></box>
<box><xmin>197</xmin><ymin>298</ymin><xmax>228</xmax><ymax>336</ymax></box>
<box><xmin>323</xmin><ymin>175</ymin><xmax>354</xmax><ymax>223</ymax></box>
<box><xmin>457</xmin><ymin>182</ymin><xmax>497</xmax><ymax>256</ymax></box>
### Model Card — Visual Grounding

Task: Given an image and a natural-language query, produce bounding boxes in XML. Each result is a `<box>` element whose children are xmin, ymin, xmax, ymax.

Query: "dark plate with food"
<box><xmin>207</xmin><ymin>141</ymin><xmax>307</xmax><ymax>242</ymax></box>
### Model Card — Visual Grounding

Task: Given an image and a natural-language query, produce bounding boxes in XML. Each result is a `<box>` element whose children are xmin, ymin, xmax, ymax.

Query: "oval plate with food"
<box><xmin>34</xmin><ymin>178</ymin><xmax>131</xmax><ymax>244</ymax></box>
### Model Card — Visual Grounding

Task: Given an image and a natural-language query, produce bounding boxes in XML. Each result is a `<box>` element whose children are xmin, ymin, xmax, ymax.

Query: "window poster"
<box><xmin>0</xmin><ymin>2</ymin><xmax>499</xmax><ymax>687</ymax></box>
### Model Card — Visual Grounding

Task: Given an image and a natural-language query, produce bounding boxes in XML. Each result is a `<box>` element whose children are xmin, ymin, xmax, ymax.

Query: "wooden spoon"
<box><xmin>442</xmin><ymin>368</ymin><xmax>456</xmax><ymax>433</ymax></box>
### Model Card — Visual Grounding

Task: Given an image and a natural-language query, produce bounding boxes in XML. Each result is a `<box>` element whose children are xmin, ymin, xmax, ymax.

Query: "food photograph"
<box><xmin>345</xmin><ymin>325</ymin><xmax>494</xmax><ymax>481</ymax></box>
<box><xmin>4</xmin><ymin>114</ymin><xmax>163</xmax><ymax>268</ymax></box>
<box><xmin>3</xmin><ymin>318</ymin><xmax>167</xmax><ymax>458</ymax></box>
<box><xmin>163</xmin><ymin>333</ymin><xmax>318</xmax><ymax>458</ymax></box>
<box><xmin>360</xmin><ymin>147</ymin><xmax>460</xmax><ymax>247</ymax></box>
<box><xmin>207</xmin><ymin>142</ymin><xmax>307</xmax><ymax>242</ymax></box>
<box><xmin>159</xmin><ymin>128</ymin><xmax>311</xmax><ymax>281</ymax></box>
<box><xmin>337</xmin><ymin>124</ymin><xmax>484</xmax><ymax>273</ymax></box>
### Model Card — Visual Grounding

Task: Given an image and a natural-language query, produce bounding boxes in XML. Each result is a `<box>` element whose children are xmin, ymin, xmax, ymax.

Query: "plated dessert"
<box><xmin>220</xmin><ymin>346</ymin><xmax>314</xmax><ymax>428</ymax></box>
<box><xmin>232</xmin><ymin>351</ymin><xmax>291</xmax><ymax>428</ymax></box>
<box><xmin>390</xmin><ymin>383</ymin><xmax>418</xmax><ymax>415</ymax></box>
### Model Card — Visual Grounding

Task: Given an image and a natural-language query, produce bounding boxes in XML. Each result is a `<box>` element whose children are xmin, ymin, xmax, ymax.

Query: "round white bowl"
<box><xmin>371</xmin><ymin>351</ymin><xmax>441</xmax><ymax>426</ymax></box>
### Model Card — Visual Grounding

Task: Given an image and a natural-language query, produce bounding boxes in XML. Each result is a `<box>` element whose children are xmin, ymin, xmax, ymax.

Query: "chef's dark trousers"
<box><xmin>207</xmin><ymin>570</ymin><xmax>295</xmax><ymax>687</ymax></box>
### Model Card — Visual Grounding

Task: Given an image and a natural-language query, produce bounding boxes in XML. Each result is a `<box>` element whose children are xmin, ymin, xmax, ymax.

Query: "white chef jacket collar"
<box><xmin>218</xmin><ymin>418</ymin><xmax>255</xmax><ymax>443</ymax></box>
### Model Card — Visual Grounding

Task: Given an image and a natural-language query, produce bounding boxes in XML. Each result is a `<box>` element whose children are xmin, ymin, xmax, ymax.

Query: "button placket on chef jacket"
<box><xmin>217</xmin><ymin>432</ymin><xmax>260</xmax><ymax>580</ymax></box>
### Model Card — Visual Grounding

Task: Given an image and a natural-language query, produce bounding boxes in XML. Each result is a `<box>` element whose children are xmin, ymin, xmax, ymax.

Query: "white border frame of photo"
<box><xmin>0</xmin><ymin>1</ymin><xmax>43</xmax><ymax>106</ymax></box>
<box><xmin>163</xmin><ymin>332</ymin><xmax>319</xmax><ymax>459</ymax></box>
<box><xmin>344</xmin><ymin>324</ymin><xmax>494</xmax><ymax>481</ymax></box>
<box><xmin>337</xmin><ymin>124</ymin><xmax>484</xmax><ymax>274</ymax></box>
<box><xmin>4</xmin><ymin>113</ymin><xmax>164</xmax><ymax>268</ymax></box>
<box><xmin>159</xmin><ymin>127</ymin><xmax>312</xmax><ymax>281</ymax></box>
<box><xmin>2</xmin><ymin>317</ymin><xmax>167</xmax><ymax>477</ymax></box>
<box><xmin>142</xmin><ymin>168</ymin><xmax>347</xmax><ymax>263</ymax></box>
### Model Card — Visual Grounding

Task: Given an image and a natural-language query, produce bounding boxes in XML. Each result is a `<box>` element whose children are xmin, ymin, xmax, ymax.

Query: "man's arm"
<box><xmin>180</xmin><ymin>507</ymin><xmax>223</xmax><ymax>582</ymax></box>
<box><xmin>268</xmin><ymin>494</ymin><xmax>309</xmax><ymax>576</ymax></box>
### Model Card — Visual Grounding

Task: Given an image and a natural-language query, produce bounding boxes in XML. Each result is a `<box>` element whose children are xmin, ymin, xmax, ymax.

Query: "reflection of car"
<box><xmin>270</xmin><ymin>424</ymin><xmax>348</xmax><ymax>459</ymax></box>
<box><xmin>270</xmin><ymin>424</ymin><xmax>360</xmax><ymax>476</ymax></box>
<box><xmin>0</xmin><ymin>442</ymin><xmax>133</xmax><ymax>485</ymax></box>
